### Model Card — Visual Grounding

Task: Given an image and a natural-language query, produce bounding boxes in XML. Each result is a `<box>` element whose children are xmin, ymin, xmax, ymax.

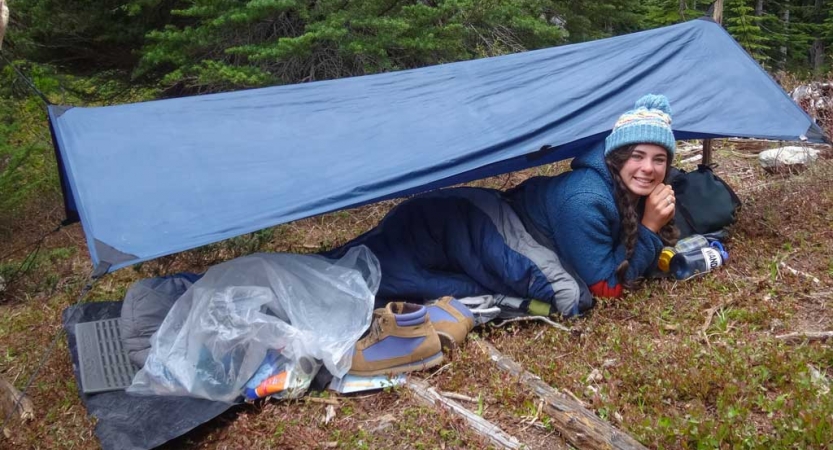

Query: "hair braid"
<box><xmin>606</xmin><ymin>153</ymin><xmax>640</xmax><ymax>286</ymax></box>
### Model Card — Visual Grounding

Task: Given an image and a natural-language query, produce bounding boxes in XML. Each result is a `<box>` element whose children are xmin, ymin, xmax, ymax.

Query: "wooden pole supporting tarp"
<box><xmin>702</xmin><ymin>0</ymin><xmax>725</xmax><ymax>166</ymax></box>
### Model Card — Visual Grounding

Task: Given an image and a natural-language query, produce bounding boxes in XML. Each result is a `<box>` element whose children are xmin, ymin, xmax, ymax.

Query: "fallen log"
<box><xmin>405</xmin><ymin>377</ymin><xmax>525</xmax><ymax>450</ymax></box>
<box><xmin>776</xmin><ymin>331</ymin><xmax>833</xmax><ymax>344</ymax></box>
<box><xmin>475</xmin><ymin>340</ymin><xmax>647</xmax><ymax>450</ymax></box>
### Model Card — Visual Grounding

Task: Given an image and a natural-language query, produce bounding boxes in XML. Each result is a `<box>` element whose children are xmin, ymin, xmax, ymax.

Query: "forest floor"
<box><xmin>1</xmin><ymin>139</ymin><xmax>832</xmax><ymax>450</ymax></box>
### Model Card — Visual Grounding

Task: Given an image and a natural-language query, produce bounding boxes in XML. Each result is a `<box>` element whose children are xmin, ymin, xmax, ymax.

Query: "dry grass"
<box><xmin>1</xmin><ymin>141</ymin><xmax>832</xmax><ymax>449</ymax></box>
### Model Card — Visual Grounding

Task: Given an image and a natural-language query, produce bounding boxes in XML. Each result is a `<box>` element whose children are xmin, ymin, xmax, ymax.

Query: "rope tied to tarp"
<box><xmin>0</xmin><ymin>52</ymin><xmax>52</xmax><ymax>107</ymax></box>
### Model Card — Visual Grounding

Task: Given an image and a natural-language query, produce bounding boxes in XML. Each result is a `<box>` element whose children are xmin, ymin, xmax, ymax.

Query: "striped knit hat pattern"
<box><xmin>604</xmin><ymin>94</ymin><xmax>676</xmax><ymax>158</ymax></box>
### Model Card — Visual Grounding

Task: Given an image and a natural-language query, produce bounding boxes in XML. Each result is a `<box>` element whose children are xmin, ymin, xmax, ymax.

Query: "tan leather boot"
<box><xmin>348</xmin><ymin>302</ymin><xmax>443</xmax><ymax>376</ymax></box>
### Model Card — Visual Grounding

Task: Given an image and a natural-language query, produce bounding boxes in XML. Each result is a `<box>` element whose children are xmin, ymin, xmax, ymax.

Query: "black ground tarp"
<box><xmin>63</xmin><ymin>302</ymin><xmax>234</xmax><ymax>450</ymax></box>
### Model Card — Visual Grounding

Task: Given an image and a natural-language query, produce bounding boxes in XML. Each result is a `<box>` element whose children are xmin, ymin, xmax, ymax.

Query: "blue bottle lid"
<box><xmin>709</xmin><ymin>241</ymin><xmax>729</xmax><ymax>262</ymax></box>
<box><xmin>244</xmin><ymin>388</ymin><xmax>260</xmax><ymax>400</ymax></box>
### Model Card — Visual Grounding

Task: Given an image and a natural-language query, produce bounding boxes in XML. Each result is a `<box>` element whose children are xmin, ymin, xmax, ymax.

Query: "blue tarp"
<box><xmin>48</xmin><ymin>18</ymin><xmax>826</xmax><ymax>274</ymax></box>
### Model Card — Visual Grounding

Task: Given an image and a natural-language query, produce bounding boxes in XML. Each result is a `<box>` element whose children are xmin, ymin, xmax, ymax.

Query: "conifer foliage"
<box><xmin>726</xmin><ymin>0</ymin><xmax>771</xmax><ymax>65</ymax></box>
<box><xmin>136</xmin><ymin>0</ymin><xmax>567</xmax><ymax>94</ymax></box>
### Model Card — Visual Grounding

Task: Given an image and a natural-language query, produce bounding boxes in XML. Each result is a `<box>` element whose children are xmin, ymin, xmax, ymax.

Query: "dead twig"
<box><xmin>493</xmin><ymin>316</ymin><xmax>571</xmax><ymax>332</ymax></box>
<box><xmin>426</xmin><ymin>362</ymin><xmax>452</xmax><ymax>380</ymax></box>
<box><xmin>775</xmin><ymin>331</ymin><xmax>833</xmax><ymax>344</ymax></box>
<box><xmin>779</xmin><ymin>262</ymin><xmax>821</xmax><ymax>284</ymax></box>
<box><xmin>560</xmin><ymin>388</ymin><xmax>589</xmax><ymax>408</ymax></box>
<box><xmin>439</xmin><ymin>391</ymin><xmax>478</xmax><ymax>403</ymax></box>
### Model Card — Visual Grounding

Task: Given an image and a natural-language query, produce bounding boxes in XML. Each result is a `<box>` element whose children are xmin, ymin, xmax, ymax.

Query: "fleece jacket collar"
<box><xmin>570</xmin><ymin>141</ymin><xmax>614</xmax><ymax>190</ymax></box>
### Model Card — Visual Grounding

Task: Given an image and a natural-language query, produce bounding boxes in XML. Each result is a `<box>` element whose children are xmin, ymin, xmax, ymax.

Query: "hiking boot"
<box><xmin>426</xmin><ymin>296</ymin><xmax>475</xmax><ymax>350</ymax></box>
<box><xmin>349</xmin><ymin>302</ymin><xmax>443</xmax><ymax>376</ymax></box>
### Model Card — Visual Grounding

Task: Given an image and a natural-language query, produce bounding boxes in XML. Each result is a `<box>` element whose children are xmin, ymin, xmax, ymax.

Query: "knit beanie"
<box><xmin>604</xmin><ymin>94</ymin><xmax>676</xmax><ymax>158</ymax></box>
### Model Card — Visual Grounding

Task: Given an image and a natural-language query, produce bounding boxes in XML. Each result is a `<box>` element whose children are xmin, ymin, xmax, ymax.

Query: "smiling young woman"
<box><xmin>509</xmin><ymin>94</ymin><xmax>680</xmax><ymax>298</ymax></box>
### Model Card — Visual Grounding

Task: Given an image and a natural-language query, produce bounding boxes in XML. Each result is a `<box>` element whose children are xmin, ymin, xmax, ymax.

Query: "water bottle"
<box><xmin>657</xmin><ymin>234</ymin><xmax>712</xmax><ymax>272</ymax></box>
<box><xmin>669</xmin><ymin>241</ymin><xmax>729</xmax><ymax>281</ymax></box>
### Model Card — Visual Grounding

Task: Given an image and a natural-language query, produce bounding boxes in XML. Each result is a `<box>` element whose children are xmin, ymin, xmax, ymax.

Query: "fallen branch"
<box><xmin>779</xmin><ymin>262</ymin><xmax>821</xmax><ymax>284</ymax></box>
<box><xmin>405</xmin><ymin>377</ymin><xmax>524</xmax><ymax>450</ymax></box>
<box><xmin>475</xmin><ymin>340</ymin><xmax>647</xmax><ymax>450</ymax></box>
<box><xmin>493</xmin><ymin>316</ymin><xmax>571</xmax><ymax>332</ymax></box>
<box><xmin>775</xmin><ymin>331</ymin><xmax>833</xmax><ymax>344</ymax></box>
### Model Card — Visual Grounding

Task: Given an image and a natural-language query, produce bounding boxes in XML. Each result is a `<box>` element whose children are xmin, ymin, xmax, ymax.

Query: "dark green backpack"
<box><xmin>669</xmin><ymin>164</ymin><xmax>742</xmax><ymax>239</ymax></box>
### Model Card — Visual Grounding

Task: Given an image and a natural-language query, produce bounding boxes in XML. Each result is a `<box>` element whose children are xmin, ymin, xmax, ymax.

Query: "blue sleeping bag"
<box><xmin>327</xmin><ymin>187</ymin><xmax>592</xmax><ymax>316</ymax></box>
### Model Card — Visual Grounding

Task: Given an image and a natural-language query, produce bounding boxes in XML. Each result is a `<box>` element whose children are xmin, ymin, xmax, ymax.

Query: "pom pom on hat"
<box><xmin>633</xmin><ymin>93</ymin><xmax>672</xmax><ymax>115</ymax></box>
<box><xmin>604</xmin><ymin>93</ymin><xmax>676</xmax><ymax>158</ymax></box>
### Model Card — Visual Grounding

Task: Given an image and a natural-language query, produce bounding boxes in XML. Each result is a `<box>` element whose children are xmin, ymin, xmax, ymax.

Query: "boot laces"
<box><xmin>367</xmin><ymin>317</ymin><xmax>383</xmax><ymax>343</ymax></box>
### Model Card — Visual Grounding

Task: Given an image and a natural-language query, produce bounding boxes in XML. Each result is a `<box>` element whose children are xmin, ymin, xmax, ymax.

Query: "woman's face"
<box><xmin>618</xmin><ymin>144</ymin><xmax>669</xmax><ymax>197</ymax></box>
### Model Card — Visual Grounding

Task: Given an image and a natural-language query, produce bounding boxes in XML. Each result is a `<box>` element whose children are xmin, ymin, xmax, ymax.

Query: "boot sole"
<box><xmin>348</xmin><ymin>351</ymin><xmax>444</xmax><ymax>377</ymax></box>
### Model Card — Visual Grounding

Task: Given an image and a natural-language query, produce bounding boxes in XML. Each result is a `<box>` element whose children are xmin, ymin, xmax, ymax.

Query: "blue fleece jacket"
<box><xmin>508</xmin><ymin>142</ymin><xmax>664</xmax><ymax>297</ymax></box>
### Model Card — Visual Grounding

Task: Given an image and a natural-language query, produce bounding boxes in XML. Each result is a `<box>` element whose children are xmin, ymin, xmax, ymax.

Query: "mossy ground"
<box><xmin>1</xmin><ymin>141</ymin><xmax>831</xmax><ymax>449</ymax></box>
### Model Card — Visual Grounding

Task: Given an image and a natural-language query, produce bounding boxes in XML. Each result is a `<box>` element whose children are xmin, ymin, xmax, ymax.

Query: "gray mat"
<box><xmin>76</xmin><ymin>318</ymin><xmax>136</xmax><ymax>393</ymax></box>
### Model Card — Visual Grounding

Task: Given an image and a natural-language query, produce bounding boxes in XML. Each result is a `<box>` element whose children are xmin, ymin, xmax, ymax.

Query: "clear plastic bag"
<box><xmin>127</xmin><ymin>246</ymin><xmax>380</xmax><ymax>402</ymax></box>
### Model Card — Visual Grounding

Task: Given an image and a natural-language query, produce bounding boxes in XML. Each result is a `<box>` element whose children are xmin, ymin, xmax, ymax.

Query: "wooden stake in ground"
<box><xmin>405</xmin><ymin>377</ymin><xmax>525</xmax><ymax>450</ymax></box>
<box><xmin>475</xmin><ymin>340</ymin><xmax>648</xmax><ymax>450</ymax></box>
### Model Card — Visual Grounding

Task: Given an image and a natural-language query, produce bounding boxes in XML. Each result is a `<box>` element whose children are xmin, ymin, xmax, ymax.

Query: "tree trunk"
<box><xmin>713</xmin><ymin>0</ymin><xmax>723</xmax><ymax>24</ymax></box>
<box><xmin>812</xmin><ymin>39</ymin><xmax>825</xmax><ymax>73</ymax></box>
<box><xmin>755</xmin><ymin>0</ymin><xmax>763</xmax><ymax>16</ymax></box>
<box><xmin>679</xmin><ymin>0</ymin><xmax>687</xmax><ymax>20</ymax></box>
<box><xmin>780</xmin><ymin>0</ymin><xmax>790</xmax><ymax>71</ymax></box>
<box><xmin>810</xmin><ymin>0</ymin><xmax>824</xmax><ymax>73</ymax></box>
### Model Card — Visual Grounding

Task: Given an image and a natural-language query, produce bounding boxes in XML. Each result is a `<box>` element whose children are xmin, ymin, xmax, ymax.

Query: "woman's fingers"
<box><xmin>649</xmin><ymin>184</ymin><xmax>675</xmax><ymax>210</ymax></box>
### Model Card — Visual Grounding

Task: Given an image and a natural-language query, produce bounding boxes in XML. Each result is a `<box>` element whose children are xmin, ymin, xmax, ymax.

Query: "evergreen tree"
<box><xmin>7</xmin><ymin>0</ymin><xmax>186</xmax><ymax>73</ymax></box>
<box><xmin>725</xmin><ymin>0</ymin><xmax>771</xmax><ymax>66</ymax></box>
<box><xmin>643</xmin><ymin>0</ymin><xmax>706</xmax><ymax>27</ymax></box>
<box><xmin>137</xmin><ymin>0</ymin><xmax>567</xmax><ymax>94</ymax></box>
<box><xmin>547</xmin><ymin>0</ymin><xmax>646</xmax><ymax>42</ymax></box>
<box><xmin>825</xmin><ymin>3</ymin><xmax>833</xmax><ymax>57</ymax></box>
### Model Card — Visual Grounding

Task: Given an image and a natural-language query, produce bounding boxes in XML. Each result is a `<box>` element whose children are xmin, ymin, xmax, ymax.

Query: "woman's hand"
<box><xmin>641</xmin><ymin>183</ymin><xmax>675</xmax><ymax>233</ymax></box>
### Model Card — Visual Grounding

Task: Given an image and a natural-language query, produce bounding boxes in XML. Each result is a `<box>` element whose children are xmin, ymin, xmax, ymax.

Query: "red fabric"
<box><xmin>589</xmin><ymin>280</ymin><xmax>623</xmax><ymax>298</ymax></box>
